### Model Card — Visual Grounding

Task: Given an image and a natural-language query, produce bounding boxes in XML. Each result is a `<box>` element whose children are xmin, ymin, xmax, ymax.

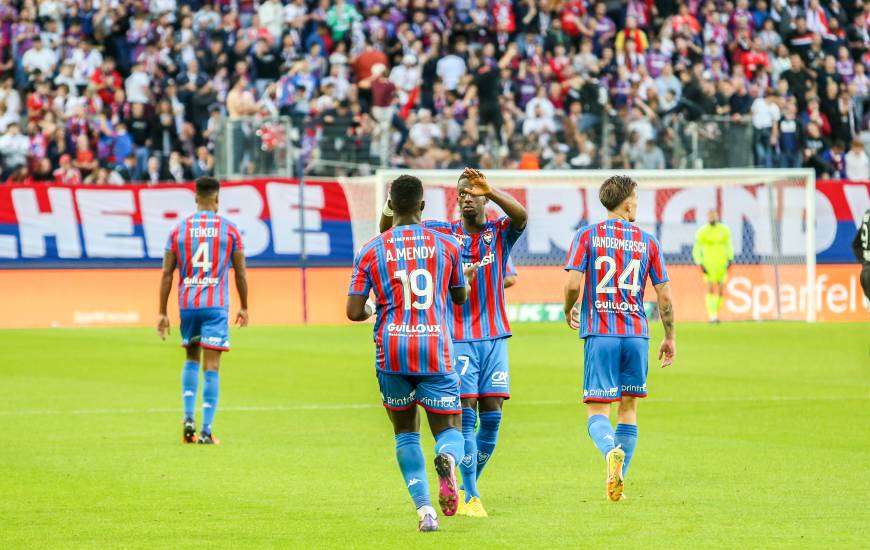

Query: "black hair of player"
<box><xmin>196</xmin><ymin>176</ymin><xmax>220</xmax><ymax>198</ymax></box>
<box><xmin>599</xmin><ymin>175</ymin><xmax>637</xmax><ymax>211</ymax></box>
<box><xmin>389</xmin><ymin>175</ymin><xmax>424</xmax><ymax>215</ymax></box>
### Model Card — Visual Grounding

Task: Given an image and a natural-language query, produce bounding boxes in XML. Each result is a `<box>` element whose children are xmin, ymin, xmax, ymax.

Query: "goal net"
<box><xmin>340</xmin><ymin>169</ymin><xmax>817</xmax><ymax>322</ymax></box>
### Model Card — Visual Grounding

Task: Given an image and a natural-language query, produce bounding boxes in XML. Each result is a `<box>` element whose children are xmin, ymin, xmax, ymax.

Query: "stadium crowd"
<box><xmin>1</xmin><ymin>0</ymin><xmax>870</xmax><ymax>184</ymax></box>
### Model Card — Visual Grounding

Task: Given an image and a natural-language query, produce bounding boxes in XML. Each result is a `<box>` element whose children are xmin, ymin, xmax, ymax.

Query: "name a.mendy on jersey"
<box><xmin>383</xmin><ymin>246</ymin><xmax>437</xmax><ymax>262</ymax></box>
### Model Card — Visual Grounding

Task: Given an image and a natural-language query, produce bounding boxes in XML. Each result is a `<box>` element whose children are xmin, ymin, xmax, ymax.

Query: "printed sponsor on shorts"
<box><xmin>384</xmin><ymin>389</ymin><xmax>416</xmax><ymax>408</ymax></box>
<box><xmin>418</xmin><ymin>394</ymin><xmax>458</xmax><ymax>409</ymax></box>
<box><xmin>490</xmin><ymin>370</ymin><xmax>509</xmax><ymax>388</ymax></box>
<box><xmin>584</xmin><ymin>387</ymin><xmax>619</xmax><ymax>398</ymax></box>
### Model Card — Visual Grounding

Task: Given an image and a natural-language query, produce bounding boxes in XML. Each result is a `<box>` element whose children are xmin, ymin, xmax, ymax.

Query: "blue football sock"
<box><xmin>615</xmin><ymin>423</ymin><xmax>638</xmax><ymax>476</ymax></box>
<box><xmin>434</xmin><ymin>427</ymin><xmax>464</xmax><ymax>466</ymax></box>
<box><xmin>460</xmin><ymin>407</ymin><xmax>480</xmax><ymax>500</ymax></box>
<box><xmin>201</xmin><ymin>370</ymin><xmax>219</xmax><ymax>434</ymax></box>
<box><xmin>587</xmin><ymin>415</ymin><xmax>616</xmax><ymax>457</ymax></box>
<box><xmin>181</xmin><ymin>360</ymin><xmax>199</xmax><ymax>420</ymax></box>
<box><xmin>476</xmin><ymin>410</ymin><xmax>502</xmax><ymax>479</ymax></box>
<box><xmin>395</xmin><ymin>432</ymin><xmax>431</xmax><ymax>510</ymax></box>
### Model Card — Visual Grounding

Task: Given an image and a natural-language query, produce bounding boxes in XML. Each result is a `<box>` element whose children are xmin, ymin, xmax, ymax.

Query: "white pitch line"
<box><xmin>0</xmin><ymin>395</ymin><xmax>865</xmax><ymax>417</ymax></box>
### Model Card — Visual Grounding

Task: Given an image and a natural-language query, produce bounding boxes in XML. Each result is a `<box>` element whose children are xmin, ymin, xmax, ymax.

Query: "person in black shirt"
<box><xmin>781</xmin><ymin>54</ymin><xmax>814</xmax><ymax>111</ymax></box>
<box><xmin>469</xmin><ymin>52</ymin><xmax>503</xmax><ymax>145</ymax></box>
<box><xmin>251</xmin><ymin>38</ymin><xmax>282</xmax><ymax>96</ymax></box>
<box><xmin>126</xmin><ymin>102</ymin><xmax>153</xmax><ymax>180</ymax></box>
<box><xmin>852</xmin><ymin>208</ymin><xmax>870</xmax><ymax>304</ymax></box>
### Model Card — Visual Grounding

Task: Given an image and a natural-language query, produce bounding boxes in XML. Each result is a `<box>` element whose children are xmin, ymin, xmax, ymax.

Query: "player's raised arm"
<box><xmin>231</xmin><ymin>249</ymin><xmax>249</xmax><ymax>327</ymax></box>
<box><xmin>655</xmin><ymin>282</ymin><xmax>676</xmax><ymax>368</ymax></box>
<box><xmin>378</xmin><ymin>200</ymin><xmax>394</xmax><ymax>233</ymax></box>
<box><xmin>464</xmin><ymin>167</ymin><xmax>528</xmax><ymax>230</ymax></box>
<box><xmin>157</xmin><ymin>250</ymin><xmax>177</xmax><ymax>339</ymax></box>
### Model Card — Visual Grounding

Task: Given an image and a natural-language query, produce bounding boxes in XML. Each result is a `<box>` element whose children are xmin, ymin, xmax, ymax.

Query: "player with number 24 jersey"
<box><xmin>563</xmin><ymin>175</ymin><xmax>675</xmax><ymax>504</ymax></box>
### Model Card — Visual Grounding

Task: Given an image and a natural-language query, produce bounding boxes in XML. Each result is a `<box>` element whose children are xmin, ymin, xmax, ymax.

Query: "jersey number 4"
<box><xmin>594</xmin><ymin>256</ymin><xmax>640</xmax><ymax>296</ymax></box>
<box><xmin>394</xmin><ymin>269</ymin><xmax>434</xmax><ymax>310</ymax></box>
<box><xmin>192</xmin><ymin>242</ymin><xmax>211</xmax><ymax>272</ymax></box>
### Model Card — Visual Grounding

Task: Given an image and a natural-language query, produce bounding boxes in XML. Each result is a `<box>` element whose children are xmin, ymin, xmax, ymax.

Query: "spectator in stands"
<box><xmin>845</xmin><ymin>139</ymin><xmax>870</xmax><ymax>181</ymax></box>
<box><xmin>0</xmin><ymin>123</ymin><xmax>30</xmax><ymax>178</ymax></box>
<box><xmin>778</xmin><ymin>101</ymin><xmax>804</xmax><ymax>168</ymax></box>
<box><xmin>752</xmin><ymin>90</ymin><xmax>781</xmax><ymax>168</ymax></box>
<box><xmin>0</xmin><ymin>0</ymin><xmax>865</xmax><ymax>181</ymax></box>
<box><xmin>52</xmin><ymin>154</ymin><xmax>81</xmax><ymax>185</ymax></box>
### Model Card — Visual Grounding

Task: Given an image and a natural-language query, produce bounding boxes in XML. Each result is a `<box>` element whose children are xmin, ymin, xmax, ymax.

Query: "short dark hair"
<box><xmin>599</xmin><ymin>175</ymin><xmax>637</xmax><ymax>211</ymax></box>
<box><xmin>389</xmin><ymin>175</ymin><xmax>424</xmax><ymax>215</ymax></box>
<box><xmin>196</xmin><ymin>176</ymin><xmax>220</xmax><ymax>197</ymax></box>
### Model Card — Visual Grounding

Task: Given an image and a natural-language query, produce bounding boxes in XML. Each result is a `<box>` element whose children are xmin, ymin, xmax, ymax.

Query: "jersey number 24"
<box><xmin>594</xmin><ymin>256</ymin><xmax>640</xmax><ymax>296</ymax></box>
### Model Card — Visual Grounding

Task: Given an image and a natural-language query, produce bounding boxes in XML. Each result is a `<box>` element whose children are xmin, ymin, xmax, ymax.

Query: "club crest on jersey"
<box><xmin>482</xmin><ymin>230</ymin><xmax>494</xmax><ymax>245</ymax></box>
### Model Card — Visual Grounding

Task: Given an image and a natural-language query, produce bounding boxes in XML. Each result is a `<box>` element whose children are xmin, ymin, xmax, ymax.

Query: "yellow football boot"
<box><xmin>456</xmin><ymin>490</ymin><xmax>467</xmax><ymax>516</ymax></box>
<box><xmin>605</xmin><ymin>447</ymin><xmax>625</xmax><ymax>502</ymax></box>
<box><xmin>464</xmin><ymin>497</ymin><xmax>488</xmax><ymax>518</ymax></box>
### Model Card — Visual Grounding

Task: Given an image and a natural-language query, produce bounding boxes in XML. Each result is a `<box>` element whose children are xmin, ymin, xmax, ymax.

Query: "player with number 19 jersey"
<box><xmin>349</xmin><ymin>225</ymin><xmax>467</xmax><ymax>413</ymax></box>
<box><xmin>166</xmin><ymin>210</ymin><xmax>243</xmax><ymax>350</ymax></box>
<box><xmin>564</xmin><ymin>218</ymin><xmax>668</xmax><ymax>402</ymax></box>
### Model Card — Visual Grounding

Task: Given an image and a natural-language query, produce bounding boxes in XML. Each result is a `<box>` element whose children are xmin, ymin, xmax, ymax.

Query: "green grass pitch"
<box><xmin>1</xmin><ymin>322</ymin><xmax>868</xmax><ymax>548</ymax></box>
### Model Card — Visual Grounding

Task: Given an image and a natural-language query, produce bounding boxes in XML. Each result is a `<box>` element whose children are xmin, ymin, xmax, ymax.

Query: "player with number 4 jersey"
<box><xmin>563</xmin><ymin>175</ymin><xmax>675</xmax><ymax>503</ymax></box>
<box><xmin>380</xmin><ymin>168</ymin><xmax>528</xmax><ymax>518</ymax></box>
<box><xmin>158</xmin><ymin>177</ymin><xmax>249</xmax><ymax>446</ymax></box>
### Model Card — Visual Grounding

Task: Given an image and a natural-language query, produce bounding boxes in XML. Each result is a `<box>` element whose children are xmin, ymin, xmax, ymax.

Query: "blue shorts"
<box><xmin>377</xmin><ymin>371</ymin><xmax>462</xmax><ymax>414</ymax></box>
<box><xmin>582</xmin><ymin>336</ymin><xmax>648</xmax><ymax>403</ymax></box>
<box><xmin>180</xmin><ymin>308</ymin><xmax>230</xmax><ymax>351</ymax></box>
<box><xmin>455</xmin><ymin>338</ymin><xmax>510</xmax><ymax>399</ymax></box>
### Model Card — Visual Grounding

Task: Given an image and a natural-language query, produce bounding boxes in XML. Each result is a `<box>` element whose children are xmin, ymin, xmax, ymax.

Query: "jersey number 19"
<box><xmin>394</xmin><ymin>269</ymin><xmax>434</xmax><ymax>310</ymax></box>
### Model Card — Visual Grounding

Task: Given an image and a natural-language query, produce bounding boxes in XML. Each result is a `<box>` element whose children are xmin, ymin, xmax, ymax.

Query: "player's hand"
<box><xmin>659</xmin><ymin>338</ymin><xmax>676</xmax><ymax>368</ymax></box>
<box><xmin>236</xmin><ymin>309</ymin><xmax>249</xmax><ymax>327</ymax></box>
<box><xmin>463</xmin><ymin>167</ymin><xmax>492</xmax><ymax>197</ymax></box>
<box><xmin>157</xmin><ymin>314</ymin><xmax>170</xmax><ymax>340</ymax></box>
<box><xmin>564</xmin><ymin>304</ymin><xmax>580</xmax><ymax>330</ymax></box>
<box><xmin>364</xmin><ymin>298</ymin><xmax>376</xmax><ymax>318</ymax></box>
<box><xmin>463</xmin><ymin>261</ymin><xmax>481</xmax><ymax>283</ymax></box>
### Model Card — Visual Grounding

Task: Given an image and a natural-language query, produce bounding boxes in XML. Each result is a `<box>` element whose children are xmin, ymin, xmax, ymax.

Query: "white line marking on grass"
<box><xmin>0</xmin><ymin>396</ymin><xmax>865</xmax><ymax>417</ymax></box>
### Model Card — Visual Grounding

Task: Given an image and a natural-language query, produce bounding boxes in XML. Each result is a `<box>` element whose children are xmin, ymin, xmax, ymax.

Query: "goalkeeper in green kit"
<box><xmin>692</xmin><ymin>209</ymin><xmax>734</xmax><ymax>323</ymax></box>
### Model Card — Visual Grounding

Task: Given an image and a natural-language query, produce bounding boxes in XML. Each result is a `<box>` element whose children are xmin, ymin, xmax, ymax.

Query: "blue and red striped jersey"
<box><xmin>165</xmin><ymin>211</ymin><xmax>243</xmax><ymax>311</ymax></box>
<box><xmin>564</xmin><ymin>218</ymin><xmax>668</xmax><ymax>338</ymax></box>
<box><xmin>423</xmin><ymin>217</ymin><xmax>523</xmax><ymax>342</ymax></box>
<box><xmin>348</xmin><ymin>224</ymin><xmax>466</xmax><ymax>375</ymax></box>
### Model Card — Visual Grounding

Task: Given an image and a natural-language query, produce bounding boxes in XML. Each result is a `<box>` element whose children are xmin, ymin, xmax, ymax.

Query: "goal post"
<box><xmin>340</xmin><ymin>168</ymin><xmax>817</xmax><ymax>322</ymax></box>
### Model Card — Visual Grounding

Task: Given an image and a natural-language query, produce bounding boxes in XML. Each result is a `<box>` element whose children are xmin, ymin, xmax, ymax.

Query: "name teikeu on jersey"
<box><xmin>189</xmin><ymin>227</ymin><xmax>219</xmax><ymax>238</ymax></box>
<box><xmin>383</xmin><ymin>245</ymin><xmax>437</xmax><ymax>262</ymax></box>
